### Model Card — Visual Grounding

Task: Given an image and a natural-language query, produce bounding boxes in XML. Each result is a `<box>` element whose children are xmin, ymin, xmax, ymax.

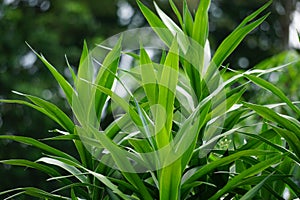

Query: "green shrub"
<box><xmin>1</xmin><ymin>0</ymin><xmax>299</xmax><ymax>199</ymax></box>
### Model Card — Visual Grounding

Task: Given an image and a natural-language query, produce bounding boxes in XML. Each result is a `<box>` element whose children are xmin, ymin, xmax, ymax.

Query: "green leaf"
<box><xmin>74</xmin><ymin>41</ymin><xmax>94</xmax><ymax>126</ymax></box>
<box><xmin>37</xmin><ymin>157</ymin><xmax>88</xmax><ymax>184</ymax></box>
<box><xmin>159</xmin><ymin>159</ymin><xmax>182</xmax><ymax>200</ymax></box>
<box><xmin>181</xmin><ymin>181</ymin><xmax>216</xmax><ymax>193</ymax></box>
<box><xmin>49</xmin><ymin>183</ymin><xmax>90</xmax><ymax>199</ymax></box>
<box><xmin>0</xmin><ymin>98</ymin><xmax>88</xmax><ymax>169</ymax></box>
<box><xmin>238</xmin><ymin>128</ymin><xmax>277</xmax><ymax>151</ymax></box>
<box><xmin>179</xmin><ymin>100</ymin><xmax>211</xmax><ymax>169</ymax></box>
<box><xmin>65</xmin><ymin>54</ymin><xmax>77</xmax><ymax>83</ymax></box>
<box><xmin>182</xmin><ymin>150</ymin><xmax>279</xmax><ymax>187</ymax></box>
<box><xmin>71</xmin><ymin>188</ymin><xmax>79</xmax><ymax>200</ymax></box>
<box><xmin>238</xmin><ymin>155</ymin><xmax>300</xmax><ymax>197</ymax></box>
<box><xmin>76</xmin><ymin>126</ymin><xmax>153</xmax><ymax>200</ymax></box>
<box><xmin>78</xmin><ymin>40</ymin><xmax>92</xmax><ymax>82</ymax></box>
<box><xmin>108</xmin><ymin>177</ymin><xmax>137</xmax><ymax>193</ymax></box>
<box><xmin>243</xmin><ymin>102</ymin><xmax>300</xmax><ymax>136</ymax></box>
<box><xmin>237</xmin><ymin>0</ymin><xmax>272</xmax><ymax>29</ymax></box>
<box><xmin>128</xmin><ymin>138</ymin><xmax>155</xmax><ymax>169</ymax></box>
<box><xmin>273</xmin><ymin>158</ymin><xmax>294</xmax><ymax>196</ymax></box>
<box><xmin>182</xmin><ymin>0</ymin><xmax>194</xmax><ymax>36</ymax></box>
<box><xmin>210</xmin><ymin>154</ymin><xmax>285</xmax><ymax>200</ymax></box>
<box><xmin>0</xmin><ymin>96</ymin><xmax>92</xmax><ymax>170</ymax></box>
<box><xmin>41</xmin><ymin>134</ymin><xmax>80</xmax><ymax>141</ymax></box>
<box><xmin>272</xmin><ymin>126</ymin><xmax>300</xmax><ymax>159</ymax></box>
<box><xmin>90</xmin><ymin>76</ymin><xmax>157</xmax><ymax>149</ymax></box>
<box><xmin>199</xmin><ymin>127</ymin><xmax>241</xmax><ymax>154</ymax></box>
<box><xmin>0</xmin><ymin>135</ymin><xmax>78</xmax><ymax>163</ymax></box>
<box><xmin>136</xmin><ymin>0</ymin><xmax>173</xmax><ymax>46</ymax></box>
<box><xmin>156</xmin><ymin>37</ymin><xmax>179</xmax><ymax>148</ymax></box>
<box><xmin>104</xmin><ymin>113</ymin><xmax>130</xmax><ymax>139</ymax></box>
<box><xmin>26</xmin><ymin>42</ymin><xmax>74</xmax><ymax>105</ymax></box>
<box><xmin>208</xmin><ymin>3</ymin><xmax>270</xmax><ymax>71</ymax></box>
<box><xmin>0</xmin><ymin>187</ymin><xmax>69</xmax><ymax>200</ymax></box>
<box><xmin>154</xmin><ymin>1</ymin><xmax>189</xmax><ymax>53</ymax></box>
<box><xmin>244</xmin><ymin>74</ymin><xmax>300</xmax><ymax>116</ymax></box>
<box><xmin>0</xmin><ymin>99</ymin><xmax>62</xmax><ymax>126</ymax></box>
<box><xmin>140</xmin><ymin>46</ymin><xmax>158</xmax><ymax>106</ymax></box>
<box><xmin>192</xmin><ymin>0</ymin><xmax>210</xmax><ymax>46</ymax></box>
<box><xmin>12</xmin><ymin>91</ymin><xmax>74</xmax><ymax>133</ymax></box>
<box><xmin>89</xmin><ymin>83</ymin><xmax>142</xmax><ymax>127</ymax></box>
<box><xmin>0</xmin><ymin>159</ymin><xmax>65</xmax><ymax>181</ymax></box>
<box><xmin>94</xmin><ymin>36</ymin><xmax>122</xmax><ymax>122</ymax></box>
<box><xmin>206</xmin><ymin>87</ymin><xmax>246</xmax><ymax>120</ymax></box>
<box><xmin>154</xmin><ymin>1</ymin><xmax>181</xmax><ymax>35</ymax></box>
<box><xmin>239</xmin><ymin>172</ymin><xmax>275</xmax><ymax>200</ymax></box>
<box><xmin>236</xmin><ymin>174</ymin><xmax>290</xmax><ymax>187</ymax></box>
<box><xmin>169</xmin><ymin>0</ymin><xmax>183</xmax><ymax>27</ymax></box>
<box><xmin>43</xmin><ymin>155</ymin><xmax>131</xmax><ymax>200</ymax></box>
<box><xmin>86</xmin><ymin>169</ymin><xmax>131</xmax><ymax>200</ymax></box>
<box><xmin>239</xmin><ymin>130</ymin><xmax>300</xmax><ymax>163</ymax></box>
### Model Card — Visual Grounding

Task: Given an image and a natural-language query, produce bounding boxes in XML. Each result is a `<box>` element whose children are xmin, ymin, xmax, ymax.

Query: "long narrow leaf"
<box><xmin>0</xmin><ymin>135</ymin><xmax>78</xmax><ymax>163</ymax></box>
<box><xmin>154</xmin><ymin>1</ymin><xmax>189</xmax><ymax>53</ymax></box>
<box><xmin>239</xmin><ymin>130</ymin><xmax>300</xmax><ymax>163</ymax></box>
<box><xmin>272</xmin><ymin>126</ymin><xmax>300</xmax><ymax>159</ymax></box>
<box><xmin>209</xmin><ymin>6</ymin><xmax>270</xmax><ymax>71</ymax></box>
<box><xmin>182</xmin><ymin>0</ymin><xmax>194</xmax><ymax>36</ymax></box>
<box><xmin>182</xmin><ymin>150</ymin><xmax>279</xmax><ymax>187</ymax></box>
<box><xmin>243</xmin><ymin>102</ymin><xmax>300</xmax><ymax>135</ymax></box>
<box><xmin>0</xmin><ymin>159</ymin><xmax>61</xmax><ymax>177</ymax></box>
<box><xmin>26</xmin><ymin>42</ymin><xmax>74</xmax><ymax>104</ymax></box>
<box><xmin>156</xmin><ymin>37</ymin><xmax>179</xmax><ymax>148</ymax></box>
<box><xmin>37</xmin><ymin>157</ymin><xmax>88</xmax><ymax>184</ymax></box>
<box><xmin>140</xmin><ymin>46</ymin><xmax>158</xmax><ymax>106</ymax></box>
<box><xmin>94</xmin><ymin>36</ymin><xmax>122</xmax><ymax>121</ymax></box>
<box><xmin>159</xmin><ymin>159</ymin><xmax>181</xmax><ymax>200</ymax></box>
<box><xmin>239</xmin><ymin>172</ymin><xmax>275</xmax><ymax>200</ymax></box>
<box><xmin>0</xmin><ymin>187</ymin><xmax>69</xmax><ymax>200</ymax></box>
<box><xmin>192</xmin><ymin>0</ymin><xmax>210</xmax><ymax>46</ymax></box>
<box><xmin>76</xmin><ymin>126</ymin><xmax>153</xmax><ymax>200</ymax></box>
<box><xmin>12</xmin><ymin>91</ymin><xmax>74</xmax><ymax>133</ymax></box>
<box><xmin>169</xmin><ymin>0</ymin><xmax>183</xmax><ymax>27</ymax></box>
<box><xmin>244</xmin><ymin>74</ymin><xmax>300</xmax><ymax>116</ymax></box>
<box><xmin>210</xmin><ymin>154</ymin><xmax>285</xmax><ymax>200</ymax></box>
<box><xmin>136</xmin><ymin>0</ymin><xmax>173</xmax><ymax>46</ymax></box>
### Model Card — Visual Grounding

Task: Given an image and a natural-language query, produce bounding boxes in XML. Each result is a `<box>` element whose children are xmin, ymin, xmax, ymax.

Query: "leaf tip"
<box><xmin>12</xmin><ymin>91</ymin><xmax>26</xmax><ymax>97</ymax></box>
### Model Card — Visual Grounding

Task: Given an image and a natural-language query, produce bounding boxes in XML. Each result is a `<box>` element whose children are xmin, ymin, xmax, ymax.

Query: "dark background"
<box><xmin>0</xmin><ymin>0</ymin><xmax>299</xmax><ymax>192</ymax></box>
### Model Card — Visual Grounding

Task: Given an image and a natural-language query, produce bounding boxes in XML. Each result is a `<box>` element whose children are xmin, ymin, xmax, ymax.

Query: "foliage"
<box><xmin>0</xmin><ymin>0</ymin><xmax>122</xmax><ymax>190</ymax></box>
<box><xmin>1</xmin><ymin>0</ymin><xmax>300</xmax><ymax>199</ymax></box>
<box><xmin>1</xmin><ymin>0</ymin><xmax>297</xmax><ymax>191</ymax></box>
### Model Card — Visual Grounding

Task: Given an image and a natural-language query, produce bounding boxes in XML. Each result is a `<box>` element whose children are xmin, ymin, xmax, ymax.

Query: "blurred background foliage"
<box><xmin>0</xmin><ymin>0</ymin><xmax>299</xmax><ymax>193</ymax></box>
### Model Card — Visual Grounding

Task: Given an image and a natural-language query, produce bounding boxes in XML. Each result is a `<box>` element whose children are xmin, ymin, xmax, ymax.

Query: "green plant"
<box><xmin>1</xmin><ymin>0</ymin><xmax>299</xmax><ymax>199</ymax></box>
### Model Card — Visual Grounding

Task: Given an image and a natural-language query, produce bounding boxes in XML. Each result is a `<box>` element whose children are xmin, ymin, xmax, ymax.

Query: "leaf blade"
<box><xmin>26</xmin><ymin>42</ymin><xmax>74</xmax><ymax>104</ymax></box>
<box><xmin>244</xmin><ymin>74</ymin><xmax>300</xmax><ymax>116</ymax></box>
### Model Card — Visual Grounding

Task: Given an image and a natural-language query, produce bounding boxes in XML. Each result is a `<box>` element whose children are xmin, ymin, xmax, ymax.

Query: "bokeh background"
<box><xmin>1</xmin><ymin>0</ymin><xmax>299</xmax><ymax>193</ymax></box>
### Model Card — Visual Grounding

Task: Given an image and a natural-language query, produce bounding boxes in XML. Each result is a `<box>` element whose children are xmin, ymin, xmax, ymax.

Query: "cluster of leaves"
<box><xmin>0</xmin><ymin>0</ymin><xmax>122</xmax><ymax>190</ymax></box>
<box><xmin>1</xmin><ymin>0</ymin><xmax>299</xmax><ymax>199</ymax></box>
